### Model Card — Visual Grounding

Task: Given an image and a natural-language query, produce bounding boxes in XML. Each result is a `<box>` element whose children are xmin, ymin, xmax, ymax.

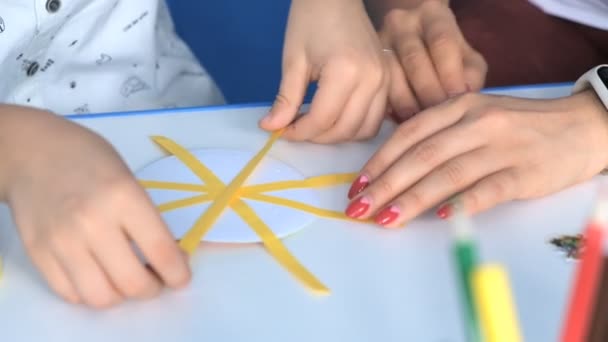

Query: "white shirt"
<box><xmin>0</xmin><ymin>0</ymin><xmax>224</xmax><ymax>115</ymax></box>
<box><xmin>528</xmin><ymin>0</ymin><xmax>608</xmax><ymax>30</ymax></box>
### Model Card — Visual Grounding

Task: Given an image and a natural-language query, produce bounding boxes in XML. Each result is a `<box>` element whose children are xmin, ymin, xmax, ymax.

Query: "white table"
<box><xmin>0</xmin><ymin>83</ymin><xmax>593</xmax><ymax>341</ymax></box>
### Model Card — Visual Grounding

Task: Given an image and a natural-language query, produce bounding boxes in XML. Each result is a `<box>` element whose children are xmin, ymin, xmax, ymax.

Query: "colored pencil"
<box><xmin>560</xmin><ymin>201</ymin><xmax>608</xmax><ymax>342</ymax></box>
<box><xmin>450</xmin><ymin>200</ymin><xmax>482</xmax><ymax>342</ymax></box>
<box><xmin>587</xmin><ymin>223</ymin><xmax>608</xmax><ymax>342</ymax></box>
<box><xmin>472</xmin><ymin>264</ymin><xmax>523</xmax><ymax>342</ymax></box>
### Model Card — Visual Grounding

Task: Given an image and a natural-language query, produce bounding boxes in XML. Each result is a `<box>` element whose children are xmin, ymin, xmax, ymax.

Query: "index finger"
<box><xmin>361</xmin><ymin>95</ymin><xmax>471</xmax><ymax>181</ymax></box>
<box><xmin>282</xmin><ymin>61</ymin><xmax>358</xmax><ymax>141</ymax></box>
<box><xmin>120</xmin><ymin>184</ymin><xmax>191</xmax><ymax>289</ymax></box>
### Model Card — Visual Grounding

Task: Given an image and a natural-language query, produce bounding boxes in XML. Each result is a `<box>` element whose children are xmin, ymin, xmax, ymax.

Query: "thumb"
<box><xmin>259</xmin><ymin>59</ymin><xmax>309</xmax><ymax>131</ymax></box>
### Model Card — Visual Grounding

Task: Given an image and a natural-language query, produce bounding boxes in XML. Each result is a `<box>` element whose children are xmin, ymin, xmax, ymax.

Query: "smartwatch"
<box><xmin>572</xmin><ymin>64</ymin><xmax>608</xmax><ymax>111</ymax></box>
<box><xmin>573</xmin><ymin>64</ymin><xmax>608</xmax><ymax>174</ymax></box>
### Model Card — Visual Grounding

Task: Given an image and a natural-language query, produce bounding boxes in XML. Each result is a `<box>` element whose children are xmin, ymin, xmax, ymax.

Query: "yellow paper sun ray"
<box><xmin>141</xmin><ymin>131</ymin><xmax>368</xmax><ymax>295</ymax></box>
<box><xmin>242</xmin><ymin>193</ymin><xmax>356</xmax><ymax>222</ymax></box>
<box><xmin>241</xmin><ymin>173</ymin><xmax>358</xmax><ymax>194</ymax></box>
<box><xmin>139</xmin><ymin>180</ymin><xmax>210</xmax><ymax>193</ymax></box>
<box><xmin>148</xmin><ymin>133</ymin><xmax>330</xmax><ymax>294</ymax></box>
<box><xmin>158</xmin><ymin>194</ymin><xmax>215</xmax><ymax>213</ymax></box>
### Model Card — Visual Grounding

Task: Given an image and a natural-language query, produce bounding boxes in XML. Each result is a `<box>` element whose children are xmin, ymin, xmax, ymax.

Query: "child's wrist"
<box><xmin>0</xmin><ymin>106</ymin><xmax>55</xmax><ymax>201</ymax></box>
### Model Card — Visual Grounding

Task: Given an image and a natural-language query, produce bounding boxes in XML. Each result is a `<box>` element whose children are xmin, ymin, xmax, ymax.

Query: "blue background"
<box><xmin>167</xmin><ymin>1</ymin><xmax>291</xmax><ymax>104</ymax></box>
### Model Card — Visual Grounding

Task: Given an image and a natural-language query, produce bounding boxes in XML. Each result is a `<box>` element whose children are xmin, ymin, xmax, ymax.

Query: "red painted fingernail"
<box><xmin>348</xmin><ymin>175</ymin><xmax>370</xmax><ymax>199</ymax></box>
<box><xmin>436</xmin><ymin>204</ymin><xmax>453</xmax><ymax>220</ymax></box>
<box><xmin>466</xmin><ymin>83</ymin><xmax>472</xmax><ymax>92</ymax></box>
<box><xmin>345</xmin><ymin>196</ymin><xmax>371</xmax><ymax>218</ymax></box>
<box><xmin>375</xmin><ymin>205</ymin><xmax>401</xmax><ymax>226</ymax></box>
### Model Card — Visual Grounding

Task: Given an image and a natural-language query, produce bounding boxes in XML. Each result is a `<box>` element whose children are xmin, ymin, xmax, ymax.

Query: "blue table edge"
<box><xmin>68</xmin><ymin>82</ymin><xmax>575</xmax><ymax>120</ymax></box>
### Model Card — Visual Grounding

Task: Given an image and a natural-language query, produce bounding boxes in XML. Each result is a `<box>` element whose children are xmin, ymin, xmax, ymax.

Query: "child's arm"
<box><xmin>365</xmin><ymin>0</ymin><xmax>486</xmax><ymax>122</ymax></box>
<box><xmin>0</xmin><ymin>105</ymin><xmax>190</xmax><ymax>308</ymax></box>
<box><xmin>259</xmin><ymin>0</ymin><xmax>389</xmax><ymax>144</ymax></box>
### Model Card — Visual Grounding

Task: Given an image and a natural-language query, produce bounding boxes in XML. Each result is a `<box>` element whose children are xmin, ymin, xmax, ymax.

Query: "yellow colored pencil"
<box><xmin>472</xmin><ymin>264</ymin><xmax>522</xmax><ymax>342</ymax></box>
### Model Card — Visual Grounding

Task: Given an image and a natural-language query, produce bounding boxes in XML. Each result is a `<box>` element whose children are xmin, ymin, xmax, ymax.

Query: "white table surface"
<box><xmin>0</xmin><ymin>83</ymin><xmax>594</xmax><ymax>341</ymax></box>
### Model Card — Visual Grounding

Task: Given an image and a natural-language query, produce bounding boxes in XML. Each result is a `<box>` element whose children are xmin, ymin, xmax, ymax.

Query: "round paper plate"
<box><xmin>136</xmin><ymin>149</ymin><xmax>319</xmax><ymax>243</ymax></box>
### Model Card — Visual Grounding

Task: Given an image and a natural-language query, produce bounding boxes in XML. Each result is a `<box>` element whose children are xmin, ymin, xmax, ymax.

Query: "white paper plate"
<box><xmin>136</xmin><ymin>148</ymin><xmax>319</xmax><ymax>243</ymax></box>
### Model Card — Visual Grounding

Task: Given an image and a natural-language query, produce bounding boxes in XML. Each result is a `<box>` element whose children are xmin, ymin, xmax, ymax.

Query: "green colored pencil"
<box><xmin>450</xmin><ymin>199</ymin><xmax>482</xmax><ymax>342</ymax></box>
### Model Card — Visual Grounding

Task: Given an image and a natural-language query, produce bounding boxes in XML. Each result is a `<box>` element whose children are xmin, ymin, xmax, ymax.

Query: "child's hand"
<box><xmin>378</xmin><ymin>1</ymin><xmax>487</xmax><ymax>122</ymax></box>
<box><xmin>346</xmin><ymin>91</ymin><xmax>608</xmax><ymax>227</ymax></box>
<box><xmin>259</xmin><ymin>0</ymin><xmax>389</xmax><ymax>144</ymax></box>
<box><xmin>1</xmin><ymin>107</ymin><xmax>190</xmax><ymax>308</ymax></box>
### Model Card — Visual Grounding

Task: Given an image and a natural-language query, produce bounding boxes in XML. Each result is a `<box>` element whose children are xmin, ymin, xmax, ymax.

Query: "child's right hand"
<box><xmin>377</xmin><ymin>0</ymin><xmax>487</xmax><ymax>122</ymax></box>
<box><xmin>0</xmin><ymin>106</ymin><xmax>190</xmax><ymax>308</ymax></box>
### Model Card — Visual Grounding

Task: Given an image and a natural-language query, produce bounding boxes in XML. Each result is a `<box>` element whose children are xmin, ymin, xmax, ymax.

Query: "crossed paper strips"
<box><xmin>139</xmin><ymin>131</ymin><xmax>362</xmax><ymax>295</ymax></box>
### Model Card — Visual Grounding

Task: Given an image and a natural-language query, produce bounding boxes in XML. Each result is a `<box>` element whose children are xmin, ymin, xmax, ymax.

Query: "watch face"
<box><xmin>598</xmin><ymin>66</ymin><xmax>608</xmax><ymax>88</ymax></box>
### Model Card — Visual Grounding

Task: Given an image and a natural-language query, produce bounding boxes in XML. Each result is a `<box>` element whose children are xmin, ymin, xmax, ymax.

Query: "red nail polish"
<box><xmin>436</xmin><ymin>204</ymin><xmax>453</xmax><ymax>220</ymax></box>
<box><xmin>345</xmin><ymin>196</ymin><xmax>371</xmax><ymax>218</ymax></box>
<box><xmin>348</xmin><ymin>175</ymin><xmax>370</xmax><ymax>199</ymax></box>
<box><xmin>375</xmin><ymin>205</ymin><xmax>401</xmax><ymax>226</ymax></box>
<box><xmin>466</xmin><ymin>83</ymin><xmax>472</xmax><ymax>92</ymax></box>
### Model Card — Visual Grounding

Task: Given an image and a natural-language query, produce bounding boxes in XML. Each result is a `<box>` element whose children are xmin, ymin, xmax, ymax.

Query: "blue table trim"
<box><xmin>67</xmin><ymin>82</ymin><xmax>574</xmax><ymax>120</ymax></box>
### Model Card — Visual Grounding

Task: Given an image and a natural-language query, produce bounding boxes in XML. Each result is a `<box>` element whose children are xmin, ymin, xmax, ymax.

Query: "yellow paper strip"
<box><xmin>158</xmin><ymin>194</ymin><xmax>214</xmax><ymax>213</ymax></box>
<box><xmin>231</xmin><ymin>200</ymin><xmax>329</xmax><ymax>294</ymax></box>
<box><xmin>151</xmin><ymin>136</ymin><xmax>224</xmax><ymax>189</ymax></box>
<box><xmin>243</xmin><ymin>193</ymin><xmax>354</xmax><ymax>221</ymax></box>
<box><xmin>472</xmin><ymin>264</ymin><xmax>522</xmax><ymax>342</ymax></box>
<box><xmin>140</xmin><ymin>180</ymin><xmax>209</xmax><ymax>193</ymax></box>
<box><xmin>147</xmin><ymin>133</ymin><xmax>334</xmax><ymax>293</ymax></box>
<box><xmin>177</xmin><ymin>131</ymin><xmax>282</xmax><ymax>253</ymax></box>
<box><xmin>242</xmin><ymin>173</ymin><xmax>358</xmax><ymax>194</ymax></box>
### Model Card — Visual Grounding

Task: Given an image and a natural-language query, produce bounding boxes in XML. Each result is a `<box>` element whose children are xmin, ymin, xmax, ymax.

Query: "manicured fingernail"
<box><xmin>466</xmin><ymin>83</ymin><xmax>472</xmax><ymax>92</ymax></box>
<box><xmin>260</xmin><ymin>113</ymin><xmax>273</xmax><ymax>124</ymax></box>
<box><xmin>375</xmin><ymin>205</ymin><xmax>401</xmax><ymax>226</ymax></box>
<box><xmin>436</xmin><ymin>203</ymin><xmax>453</xmax><ymax>220</ymax></box>
<box><xmin>345</xmin><ymin>196</ymin><xmax>371</xmax><ymax>218</ymax></box>
<box><xmin>348</xmin><ymin>175</ymin><xmax>370</xmax><ymax>199</ymax></box>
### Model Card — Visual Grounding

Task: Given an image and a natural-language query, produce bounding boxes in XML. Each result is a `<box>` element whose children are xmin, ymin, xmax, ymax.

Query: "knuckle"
<box><xmin>384</xmin><ymin>9</ymin><xmax>409</xmax><ymax>29</ymax></box>
<box><xmin>413</xmin><ymin>142</ymin><xmax>440</xmax><ymax>165</ymax></box>
<box><xmin>332</xmin><ymin>54</ymin><xmax>361</xmax><ymax>79</ymax></box>
<box><xmin>401</xmin><ymin>47</ymin><xmax>425</xmax><ymax>72</ymax></box>
<box><xmin>274</xmin><ymin>93</ymin><xmax>293</xmax><ymax>109</ymax></box>
<box><xmin>405</xmin><ymin>190</ymin><xmax>427</xmax><ymax>210</ymax></box>
<box><xmin>48</xmin><ymin>228</ymin><xmax>77</xmax><ymax>251</ymax></box>
<box><xmin>122</xmin><ymin>276</ymin><xmax>152</xmax><ymax>298</ymax></box>
<box><xmin>106</xmin><ymin>175</ymin><xmax>138</xmax><ymax>204</ymax></box>
<box><xmin>442</xmin><ymin>160</ymin><xmax>467</xmax><ymax>187</ymax></box>
<box><xmin>375</xmin><ymin>177</ymin><xmax>395</xmax><ymax>196</ymax></box>
<box><xmin>81</xmin><ymin>280</ymin><xmax>120</xmax><ymax>309</ymax></box>
<box><xmin>428</xmin><ymin>31</ymin><xmax>455</xmax><ymax>53</ymax></box>
<box><xmin>465</xmin><ymin>190</ymin><xmax>480</xmax><ymax>212</ymax></box>
<box><xmin>358</xmin><ymin>126</ymin><xmax>381</xmax><ymax>141</ymax></box>
<box><xmin>477</xmin><ymin>107</ymin><xmax>511</xmax><ymax>131</ymax></box>
<box><xmin>488</xmin><ymin>178</ymin><xmax>509</xmax><ymax>201</ymax></box>
<box><xmin>395</xmin><ymin>120</ymin><xmax>420</xmax><ymax>140</ymax></box>
<box><xmin>310</xmin><ymin>113</ymin><xmax>336</xmax><ymax>131</ymax></box>
<box><xmin>365</xmin><ymin>156</ymin><xmax>389</xmax><ymax>177</ymax></box>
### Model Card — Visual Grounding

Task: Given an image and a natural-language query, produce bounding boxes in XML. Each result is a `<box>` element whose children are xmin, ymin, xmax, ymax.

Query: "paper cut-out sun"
<box><xmin>136</xmin><ymin>133</ymin><xmax>359</xmax><ymax>295</ymax></box>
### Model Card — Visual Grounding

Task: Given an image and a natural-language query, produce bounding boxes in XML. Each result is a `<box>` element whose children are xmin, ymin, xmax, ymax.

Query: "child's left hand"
<box><xmin>259</xmin><ymin>0</ymin><xmax>389</xmax><ymax>144</ymax></box>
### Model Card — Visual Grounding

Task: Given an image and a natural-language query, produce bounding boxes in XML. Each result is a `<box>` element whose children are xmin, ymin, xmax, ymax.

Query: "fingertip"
<box><xmin>169</xmin><ymin>253</ymin><xmax>192</xmax><ymax>290</ymax></box>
